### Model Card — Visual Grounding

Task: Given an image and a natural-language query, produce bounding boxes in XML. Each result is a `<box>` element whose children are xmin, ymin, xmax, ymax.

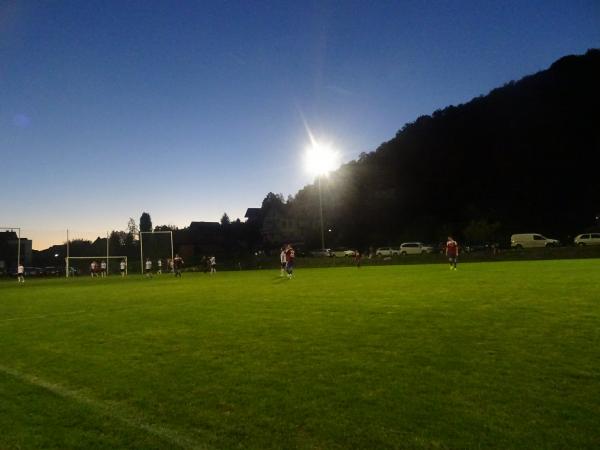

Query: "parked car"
<box><xmin>399</xmin><ymin>242</ymin><xmax>434</xmax><ymax>255</ymax></box>
<box><xmin>43</xmin><ymin>266</ymin><xmax>62</xmax><ymax>276</ymax></box>
<box><xmin>574</xmin><ymin>233</ymin><xmax>600</xmax><ymax>246</ymax></box>
<box><xmin>330</xmin><ymin>248</ymin><xmax>354</xmax><ymax>257</ymax></box>
<box><xmin>463</xmin><ymin>242</ymin><xmax>498</xmax><ymax>253</ymax></box>
<box><xmin>375</xmin><ymin>247</ymin><xmax>399</xmax><ymax>257</ymax></box>
<box><xmin>310</xmin><ymin>249</ymin><xmax>332</xmax><ymax>257</ymax></box>
<box><xmin>511</xmin><ymin>233</ymin><xmax>559</xmax><ymax>249</ymax></box>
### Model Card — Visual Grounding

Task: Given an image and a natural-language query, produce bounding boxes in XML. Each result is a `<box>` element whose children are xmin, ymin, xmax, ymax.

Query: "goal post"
<box><xmin>65</xmin><ymin>256</ymin><xmax>128</xmax><ymax>277</ymax></box>
<box><xmin>140</xmin><ymin>231</ymin><xmax>174</xmax><ymax>275</ymax></box>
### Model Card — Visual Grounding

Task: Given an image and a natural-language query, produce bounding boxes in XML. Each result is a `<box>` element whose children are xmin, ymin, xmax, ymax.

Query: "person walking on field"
<box><xmin>173</xmin><ymin>254</ymin><xmax>184</xmax><ymax>277</ymax></box>
<box><xmin>157</xmin><ymin>258</ymin><xmax>162</xmax><ymax>274</ymax></box>
<box><xmin>17</xmin><ymin>263</ymin><xmax>25</xmax><ymax>283</ymax></box>
<box><xmin>209</xmin><ymin>256</ymin><xmax>216</xmax><ymax>275</ymax></box>
<box><xmin>446</xmin><ymin>236</ymin><xmax>459</xmax><ymax>270</ymax></box>
<box><xmin>100</xmin><ymin>260</ymin><xmax>107</xmax><ymax>277</ymax></box>
<box><xmin>279</xmin><ymin>247</ymin><xmax>286</xmax><ymax>277</ymax></box>
<box><xmin>120</xmin><ymin>259</ymin><xmax>127</xmax><ymax>277</ymax></box>
<box><xmin>285</xmin><ymin>244</ymin><xmax>295</xmax><ymax>279</ymax></box>
<box><xmin>145</xmin><ymin>258</ymin><xmax>153</xmax><ymax>278</ymax></box>
<box><xmin>354</xmin><ymin>250</ymin><xmax>362</xmax><ymax>268</ymax></box>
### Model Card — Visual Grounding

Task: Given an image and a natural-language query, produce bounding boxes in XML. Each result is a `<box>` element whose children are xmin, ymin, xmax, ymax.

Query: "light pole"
<box><xmin>318</xmin><ymin>176</ymin><xmax>325</xmax><ymax>251</ymax></box>
<box><xmin>304</xmin><ymin>141</ymin><xmax>340</xmax><ymax>252</ymax></box>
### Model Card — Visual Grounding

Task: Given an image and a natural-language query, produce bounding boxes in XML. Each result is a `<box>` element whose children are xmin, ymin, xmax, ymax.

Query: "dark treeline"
<box><xmin>271</xmin><ymin>49</ymin><xmax>600</xmax><ymax>249</ymax></box>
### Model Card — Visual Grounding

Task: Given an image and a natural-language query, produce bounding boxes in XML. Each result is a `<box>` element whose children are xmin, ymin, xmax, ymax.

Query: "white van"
<box><xmin>511</xmin><ymin>233</ymin><xmax>559</xmax><ymax>249</ymax></box>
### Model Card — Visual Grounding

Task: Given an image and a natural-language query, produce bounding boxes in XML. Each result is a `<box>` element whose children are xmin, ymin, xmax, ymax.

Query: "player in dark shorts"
<box><xmin>285</xmin><ymin>244</ymin><xmax>295</xmax><ymax>278</ymax></box>
<box><xmin>173</xmin><ymin>254</ymin><xmax>184</xmax><ymax>277</ymax></box>
<box><xmin>446</xmin><ymin>236</ymin><xmax>459</xmax><ymax>270</ymax></box>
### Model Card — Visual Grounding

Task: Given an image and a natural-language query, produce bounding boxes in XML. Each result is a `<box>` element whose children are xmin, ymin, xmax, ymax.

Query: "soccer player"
<box><xmin>157</xmin><ymin>258</ymin><xmax>162</xmax><ymax>274</ymax></box>
<box><xmin>120</xmin><ymin>259</ymin><xmax>127</xmax><ymax>277</ymax></box>
<box><xmin>17</xmin><ymin>263</ymin><xmax>25</xmax><ymax>283</ymax></box>
<box><xmin>354</xmin><ymin>250</ymin><xmax>362</xmax><ymax>268</ymax></box>
<box><xmin>210</xmin><ymin>256</ymin><xmax>216</xmax><ymax>274</ymax></box>
<box><xmin>173</xmin><ymin>254</ymin><xmax>184</xmax><ymax>277</ymax></box>
<box><xmin>90</xmin><ymin>260</ymin><xmax>97</xmax><ymax>277</ymax></box>
<box><xmin>100</xmin><ymin>260</ymin><xmax>107</xmax><ymax>277</ymax></box>
<box><xmin>285</xmin><ymin>244</ymin><xmax>295</xmax><ymax>278</ymax></box>
<box><xmin>280</xmin><ymin>247</ymin><xmax>286</xmax><ymax>277</ymax></box>
<box><xmin>446</xmin><ymin>236</ymin><xmax>459</xmax><ymax>270</ymax></box>
<box><xmin>145</xmin><ymin>258</ymin><xmax>153</xmax><ymax>277</ymax></box>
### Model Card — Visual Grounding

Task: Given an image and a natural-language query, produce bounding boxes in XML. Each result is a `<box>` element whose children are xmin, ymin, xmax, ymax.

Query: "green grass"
<box><xmin>1</xmin><ymin>260</ymin><xmax>599</xmax><ymax>449</ymax></box>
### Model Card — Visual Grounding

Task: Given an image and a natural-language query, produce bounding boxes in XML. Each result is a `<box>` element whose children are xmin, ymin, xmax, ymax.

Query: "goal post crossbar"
<box><xmin>140</xmin><ymin>231</ymin><xmax>174</xmax><ymax>275</ymax></box>
<box><xmin>65</xmin><ymin>256</ymin><xmax>128</xmax><ymax>277</ymax></box>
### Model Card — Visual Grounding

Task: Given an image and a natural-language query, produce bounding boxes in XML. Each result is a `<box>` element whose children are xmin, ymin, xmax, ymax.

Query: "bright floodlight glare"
<box><xmin>304</xmin><ymin>142</ymin><xmax>341</xmax><ymax>176</ymax></box>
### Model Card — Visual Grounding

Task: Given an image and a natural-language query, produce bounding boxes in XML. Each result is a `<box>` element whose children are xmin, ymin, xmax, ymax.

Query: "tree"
<box><xmin>220</xmin><ymin>213</ymin><xmax>231</xmax><ymax>226</ymax></box>
<box><xmin>463</xmin><ymin>220</ymin><xmax>501</xmax><ymax>243</ymax></box>
<box><xmin>154</xmin><ymin>225</ymin><xmax>178</xmax><ymax>231</ymax></box>
<box><xmin>261</xmin><ymin>192</ymin><xmax>285</xmax><ymax>211</ymax></box>
<box><xmin>139</xmin><ymin>212</ymin><xmax>152</xmax><ymax>233</ymax></box>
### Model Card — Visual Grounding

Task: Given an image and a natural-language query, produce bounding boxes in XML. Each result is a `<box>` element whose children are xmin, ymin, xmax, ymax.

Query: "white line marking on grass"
<box><xmin>0</xmin><ymin>310</ymin><xmax>89</xmax><ymax>322</ymax></box>
<box><xmin>0</xmin><ymin>302</ymin><xmax>197</xmax><ymax>324</ymax></box>
<box><xmin>0</xmin><ymin>364</ymin><xmax>209</xmax><ymax>450</ymax></box>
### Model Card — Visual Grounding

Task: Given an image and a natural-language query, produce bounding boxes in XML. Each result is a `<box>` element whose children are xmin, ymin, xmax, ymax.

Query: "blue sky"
<box><xmin>1</xmin><ymin>0</ymin><xmax>599</xmax><ymax>249</ymax></box>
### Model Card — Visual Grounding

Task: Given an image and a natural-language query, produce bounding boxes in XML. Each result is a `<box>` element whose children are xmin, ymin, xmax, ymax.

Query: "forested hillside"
<box><xmin>280</xmin><ymin>49</ymin><xmax>600</xmax><ymax>247</ymax></box>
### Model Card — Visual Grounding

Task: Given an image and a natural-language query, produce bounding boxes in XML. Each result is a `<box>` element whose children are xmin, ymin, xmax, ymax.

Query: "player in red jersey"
<box><xmin>446</xmin><ymin>236</ymin><xmax>459</xmax><ymax>270</ymax></box>
<box><xmin>285</xmin><ymin>244</ymin><xmax>295</xmax><ymax>278</ymax></box>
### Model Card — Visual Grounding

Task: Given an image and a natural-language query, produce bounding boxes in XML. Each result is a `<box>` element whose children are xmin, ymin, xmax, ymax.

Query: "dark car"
<box><xmin>43</xmin><ymin>266</ymin><xmax>63</xmax><ymax>276</ymax></box>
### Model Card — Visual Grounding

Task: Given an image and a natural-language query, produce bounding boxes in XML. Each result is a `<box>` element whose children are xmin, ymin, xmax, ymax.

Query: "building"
<box><xmin>0</xmin><ymin>230</ymin><xmax>33</xmax><ymax>270</ymax></box>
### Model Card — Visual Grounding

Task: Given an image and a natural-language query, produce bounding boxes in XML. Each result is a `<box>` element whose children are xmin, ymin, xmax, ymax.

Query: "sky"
<box><xmin>1</xmin><ymin>0</ymin><xmax>599</xmax><ymax>249</ymax></box>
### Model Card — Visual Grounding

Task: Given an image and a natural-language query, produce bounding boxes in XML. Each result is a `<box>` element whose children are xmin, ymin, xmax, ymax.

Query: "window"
<box><xmin>591</xmin><ymin>234</ymin><xmax>600</xmax><ymax>239</ymax></box>
<box><xmin>581</xmin><ymin>234</ymin><xmax>590</xmax><ymax>239</ymax></box>
<box><xmin>533</xmin><ymin>235</ymin><xmax>545</xmax><ymax>240</ymax></box>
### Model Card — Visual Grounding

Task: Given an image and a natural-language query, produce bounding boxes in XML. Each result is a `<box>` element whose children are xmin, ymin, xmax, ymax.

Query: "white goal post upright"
<box><xmin>0</xmin><ymin>226</ymin><xmax>21</xmax><ymax>268</ymax></box>
<box><xmin>140</xmin><ymin>231</ymin><xmax>174</xmax><ymax>275</ymax></box>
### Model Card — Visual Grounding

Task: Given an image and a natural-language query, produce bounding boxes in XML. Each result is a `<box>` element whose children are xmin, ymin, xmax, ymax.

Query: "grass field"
<box><xmin>1</xmin><ymin>260</ymin><xmax>599</xmax><ymax>449</ymax></box>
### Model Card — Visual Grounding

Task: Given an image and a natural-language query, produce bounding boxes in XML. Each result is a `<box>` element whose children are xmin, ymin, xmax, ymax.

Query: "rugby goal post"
<box><xmin>140</xmin><ymin>231</ymin><xmax>174</xmax><ymax>275</ymax></box>
<box><xmin>65</xmin><ymin>256</ymin><xmax>128</xmax><ymax>277</ymax></box>
<box><xmin>0</xmin><ymin>226</ymin><xmax>21</xmax><ymax>270</ymax></box>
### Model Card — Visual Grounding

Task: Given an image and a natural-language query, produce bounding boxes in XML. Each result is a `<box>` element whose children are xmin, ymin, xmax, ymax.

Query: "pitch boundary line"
<box><xmin>0</xmin><ymin>301</ymin><xmax>198</xmax><ymax>324</ymax></box>
<box><xmin>0</xmin><ymin>364</ymin><xmax>210</xmax><ymax>450</ymax></box>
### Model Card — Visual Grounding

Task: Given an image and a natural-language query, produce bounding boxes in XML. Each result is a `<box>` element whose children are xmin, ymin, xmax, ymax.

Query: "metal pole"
<box><xmin>170</xmin><ymin>231</ymin><xmax>174</xmax><ymax>273</ymax></box>
<box><xmin>318</xmin><ymin>176</ymin><xmax>325</xmax><ymax>251</ymax></box>
<box><xmin>66</xmin><ymin>229</ymin><xmax>70</xmax><ymax>278</ymax></box>
<box><xmin>106</xmin><ymin>231</ymin><xmax>109</xmax><ymax>275</ymax></box>
<box><xmin>17</xmin><ymin>228</ymin><xmax>21</xmax><ymax>268</ymax></box>
<box><xmin>140</xmin><ymin>232</ymin><xmax>144</xmax><ymax>275</ymax></box>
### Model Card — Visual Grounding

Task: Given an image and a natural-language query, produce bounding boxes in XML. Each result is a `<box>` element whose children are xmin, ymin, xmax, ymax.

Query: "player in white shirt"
<box><xmin>90</xmin><ymin>261</ymin><xmax>97</xmax><ymax>277</ymax></box>
<box><xmin>280</xmin><ymin>247</ymin><xmax>286</xmax><ymax>277</ymax></box>
<box><xmin>120</xmin><ymin>259</ymin><xmax>127</xmax><ymax>277</ymax></box>
<box><xmin>210</xmin><ymin>256</ymin><xmax>216</xmax><ymax>274</ymax></box>
<box><xmin>157</xmin><ymin>259</ymin><xmax>162</xmax><ymax>274</ymax></box>
<box><xmin>145</xmin><ymin>258</ymin><xmax>153</xmax><ymax>277</ymax></box>
<box><xmin>100</xmin><ymin>260</ymin><xmax>107</xmax><ymax>277</ymax></box>
<box><xmin>17</xmin><ymin>264</ymin><xmax>25</xmax><ymax>283</ymax></box>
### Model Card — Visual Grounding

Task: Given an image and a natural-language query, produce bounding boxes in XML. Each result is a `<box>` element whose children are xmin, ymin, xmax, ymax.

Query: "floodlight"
<box><xmin>304</xmin><ymin>142</ymin><xmax>340</xmax><ymax>176</ymax></box>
